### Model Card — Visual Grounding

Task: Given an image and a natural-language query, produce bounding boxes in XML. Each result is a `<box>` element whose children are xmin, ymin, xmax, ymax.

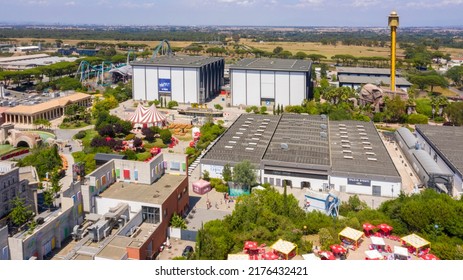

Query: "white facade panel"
<box><xmin>201</xmin><ymin>164</ymin><xmax>224</xmax><ymax>179</ymax></box>
<box><xmin>330</xmin><ymin>176</ymin><xmax>401</xmax><ymax>198</ymax></box>
<box><xmin>184</xmin><ymin>68</ymin><xmax>198</xmax><ymax>104</ymax></box>
<box><xmin>171</xmin><ymin>68</ymin><xmax>185</xmax><ymax>103</ymax></box>
<box><xmin>290</xmin><ymin>72</ymin><xmax>305</xmax><ymax>105</ymax></box>
<box><xmin>158</xmin><ymin>67</ymin><xmax>171</xmax><ymax>79</ymax></box>
<box><xmin>95</xmin><ymin>197</ymin><xmax>162</xmax><ymax>222</ymax></box>
<box><xmin>133</xmin><ymin>66</ymin><xmax>146</xmax><ymax>101</ymax></box>
<box><xmin>232</xmin><ymin>70</ymin><xmax>247</xmax><ymax>106</ymax></box>
<box><xmin>246</xmin><ymin>71</ymin><xmax>261</xmax><ymax>106</ymax></box>
<box><xmin>260</xmin><ymin>71</ymin><xmax>275</xmax><ymax>99</ymax></box>
<box><xmin>261</xmin><ymin>171</ymin><xmax>327</xmax><ymax>191</ymax></box>
<box><xmin>145</xmin><ymin>67</ymin><xmax>158</xmax><ymax>101</ymax></box>
<box><xmin>275</xmin><ymin>72</ymin><xmax>290</xmax><ymax>106</ymax></box>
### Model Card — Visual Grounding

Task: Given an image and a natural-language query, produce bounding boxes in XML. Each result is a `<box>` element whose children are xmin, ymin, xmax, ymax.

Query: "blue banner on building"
<box><xmin>158</xmin><ymin>78</ymin><xmax>171</xmax><ymax>93</ymax></box>
<box><xmin>347</xmin><ymin>178</ymin><xmax>371</xmax><ymax>186</ymax></box>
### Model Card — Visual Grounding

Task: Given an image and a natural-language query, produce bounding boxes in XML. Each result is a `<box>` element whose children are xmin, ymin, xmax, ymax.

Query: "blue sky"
<box><xmin>2</xmin><ymin>0</ymin><xmax>463</xmax><ymax>26</ymax></box>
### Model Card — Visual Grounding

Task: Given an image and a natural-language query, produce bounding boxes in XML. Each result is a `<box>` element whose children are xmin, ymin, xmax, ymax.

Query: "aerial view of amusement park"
<box><xmin>0</xmin><ymin>0</ymin><xmax>463</xmax><ymax>266</ymax></box>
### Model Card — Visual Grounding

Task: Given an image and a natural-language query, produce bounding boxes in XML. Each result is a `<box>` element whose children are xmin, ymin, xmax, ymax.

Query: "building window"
<box><xmin>10</xmin><ymin>189</ymin><xmax>15</xmax><ymax>198</ymax></box>
<box><xmin>263</xmin><ymin>177</ymin><xmax>268</xmax><ymax>184</ymax></box>
<box><xmin>2</xmin><ymin>192</ymin><xmax>7</xmax><ymax>202</ymax></box>
<box><xmin>269</xmin><ymin>178</ymin><xmax>274</xmax><ymax>186</ymax></box>
<box><xmin>142</xmin><ymin>206</ymin><xmax>160</xmax><ymax>224</ymax></box>
<box><xmin>178</xmin><ymin>193</ymin><xmax>182</xmax><ymax>200</ymax></box>
<box><xmin>183</xmin><ymin>187</ymin><xmax>187</xmax><ymax>193</ymax></box>
<box><xmin>276</xmin><ymin>179</ymin><xmax>281</xmax><ymax>187</ymax></box>
<box><xmin>21</xmin><ymin>184</ymin><xmax>26</xmax><ymax>193</ymax></box>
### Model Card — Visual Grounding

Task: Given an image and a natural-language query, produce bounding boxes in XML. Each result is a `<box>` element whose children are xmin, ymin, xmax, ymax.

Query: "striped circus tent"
<box><xmin>129</xmin><ymin>104</ymin><xmax>167</xmax><ymax>128</ymax></box>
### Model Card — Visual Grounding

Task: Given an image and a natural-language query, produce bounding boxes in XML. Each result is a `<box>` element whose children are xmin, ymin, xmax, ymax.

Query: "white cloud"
<box><xmin>119</xmin><ymin>1</ymin><xmax>156</xmax><ymax>8</ymax></box>
<box><xmin>295</xmin><ymin>0</ymin><xmax>323</xmax><ymax>7</ymax></box>
<box><xmin>351</xmin><ymin>0</ymin><xmax>379</xmax><ymax>7</ymax></box>
<box><xmin>406</xmin><ymin>0</ymin><xmax>463</xmax><ymax>8</ymax></box>
<box><xmin>216</xmin><ymin>0</ymin><xmax>257</xmax><ymax>6</ymax></box>
<box><xmin>26</xmin><ymin>0</ymin><xmax>49</xmax><ymax>5</ymax></box>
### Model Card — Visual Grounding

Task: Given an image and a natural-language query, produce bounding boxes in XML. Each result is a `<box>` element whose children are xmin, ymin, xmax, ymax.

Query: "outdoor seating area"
<box><xmin>343</xmin><ymin>224</ymin><xmax>438</xmax><ymax>260</ymax></box>
<box><xmin>237</xmin><ymin>239</ymin><xmax>297</xmax><ymax>260</ymax></box>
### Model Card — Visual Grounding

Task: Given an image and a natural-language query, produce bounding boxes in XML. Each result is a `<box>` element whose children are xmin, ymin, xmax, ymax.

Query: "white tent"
<box><xmin>365</xmin><ymin>250</ymin><xmax>383</xmax><ymax>260</ymax></box>
<box><xmin>129</xmin><ymin>104</ymin><xmax>167</xmax><ymax>128</ymax></box>
<box><xmin>370</xmin><ymin>236</ymin><xmax>386</xmax><ymax>246</ymax></box>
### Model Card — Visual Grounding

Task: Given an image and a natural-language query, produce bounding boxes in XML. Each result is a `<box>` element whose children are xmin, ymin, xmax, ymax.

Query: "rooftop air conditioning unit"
<box><xmin>281</xmin><ymin>143</ymin><xmax>289</xmax><ymax>150</ymax></box>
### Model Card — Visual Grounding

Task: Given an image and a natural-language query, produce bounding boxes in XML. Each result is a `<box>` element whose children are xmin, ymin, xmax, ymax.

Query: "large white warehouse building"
<box><xmin>230</xmin><ymin>58</ymin><xmax>313</xmax><ymax>107</ymax></box>
<box><xmin>132</xmin><ymin>56</ymin><xmax>224</xmax><ymax>104</ymax></box>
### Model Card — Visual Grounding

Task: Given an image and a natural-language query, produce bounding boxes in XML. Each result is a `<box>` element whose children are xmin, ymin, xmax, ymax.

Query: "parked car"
<box><xmin>182</xmin><ymin>245</ymin><xmax>194</xmax><ymax>258</ymax></box>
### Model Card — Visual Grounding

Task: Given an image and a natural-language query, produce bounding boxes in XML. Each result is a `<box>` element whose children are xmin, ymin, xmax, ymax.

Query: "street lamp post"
<box><xmin>391</xmin><ymin>185</ymin><xmax>394</xmax><ymax>198</ymax></box>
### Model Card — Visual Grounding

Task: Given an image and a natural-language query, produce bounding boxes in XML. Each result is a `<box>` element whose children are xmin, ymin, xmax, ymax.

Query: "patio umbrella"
<box><xmin>363</xmin><ymin>223</ymin><xmax>376</xmax><ymax>231</ymax></box>
<box><xmin>377</xmin><ymin>224</ymin><xmax>393</xmax><ymax>233</ymax></box>
<box><xmin>319</xmin><ymin>251</ymin><xmax>336</xmax><ymax>260</ymax></box>
<box><xmin>244</xmin><ymin>241</ymin><xmax>258</xmax><ymax>250</ymax></box>
<box><xmin>262</xmin><ymin>251</ymin><xmax>279</xmax><ymax>260</ymax></box>
<box><xmin>330</xmin><ymin>244</ymin><xmax>347</xmax><ymax>254</ymax></box>
<box><xmin>421</xmin><ymin>253</ymin><xmax>439</xmax><ymax>260</ymax></box>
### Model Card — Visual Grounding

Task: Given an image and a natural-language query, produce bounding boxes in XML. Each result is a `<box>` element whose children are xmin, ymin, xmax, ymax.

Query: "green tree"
<box><xmin>318</xmin><ymin>228</ymin><xmax>335</xmax><ymax>250</ymax></box>
<box><xmin>43</xmin><ymin>189</ymin><xmax>54</xmax><ymax>210</ymax></box>
<box><xmin>202</xmin><ymin>170</ymin><xmax>210</xmax><ymax>181</ymax></box>
<box><xmin>159</xmin><ymin>129</ymin><xmax>172</xmax><ymax>144</ymax></box>
<box><xmin>445</xmin><ymin>102</ymin><xmax>463</xmax><ymax>125</ymax></box>
<box><xmin>232</xmin><ymin>160</ymin><xmax>257</xmax><ymax>188</ymax></box>
<box><xmin>9</xmin><ymin>197</ymin><xmax>34</xmax><ymax>226</ymax></box>
<box><xmin>222</xmin><ymin>164</ymin><xmax>232</xmax><ymax>182</ymax></box>
<box><xmin>384</xmin><ymin>95</ymin><xmax>406</xmax><ymax>122</ymax></box>
<box><xmin>170</xmin><ymin>213</ymin><xmax>187</xmax><ymax>229</ymax></box>
<box><xmin>294</xmin><ymin>51</ymin><xmax>307</xmax><ymax>60</ymax></box>
<box><xmin>273</xmin><ymin>46</ymin><xmax>283</xmax><ymax>55</ymax></box>
<box><xmin>446</xmin><ymin>66</ymin><xmax>463</xmax><ymax>86</ymax></box>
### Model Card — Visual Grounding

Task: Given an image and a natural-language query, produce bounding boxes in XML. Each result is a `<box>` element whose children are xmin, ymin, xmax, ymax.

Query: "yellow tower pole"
<box><xmin>388</xmin><ymin>11</ymin><xmax>399</xmax><ymax>91</ymax></box>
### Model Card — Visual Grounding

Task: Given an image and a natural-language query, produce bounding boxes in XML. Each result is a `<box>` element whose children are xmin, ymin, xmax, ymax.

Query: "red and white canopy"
<box><xmin>129</xmin><ymin>104</ymin><xmax>167</xmax><ymax>126</ymax></box>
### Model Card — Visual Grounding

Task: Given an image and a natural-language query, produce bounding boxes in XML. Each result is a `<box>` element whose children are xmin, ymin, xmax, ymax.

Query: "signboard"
<box><xmin>158</xmin><ymin>78</ymin><xmax>171</xmax><ymax>93</ymax></box>
<box><xmin>347</xmin><ymin>178</ymin><xmax>371</xmax><ymax>186</ymax></box>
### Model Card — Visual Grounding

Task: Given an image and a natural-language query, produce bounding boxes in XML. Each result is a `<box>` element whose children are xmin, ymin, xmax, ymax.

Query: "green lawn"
<box><xmin>0</xmin><ymin>145</ymin><xmax>15</xmax><ymax>156</ymax></box>
<box><xmin>79</xmin><ymin>129</ymin><xmax>99</xmax><ymax>148</ymax></box>
<box><xmin>30</xmin><ymin>131</ymin><xmax>55</xmax><ymax>142</ymax></box>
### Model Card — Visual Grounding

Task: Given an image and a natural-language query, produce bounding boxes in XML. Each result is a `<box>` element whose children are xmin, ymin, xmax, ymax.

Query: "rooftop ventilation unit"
<box><xmin>251</xmin><ymin>137</ymin><xmax>259</xmax><ymax>141</ymax></box>
<box><xmin>341</xmin><ymin>139</ymin><xmax>350</xmax><ymax>143</ymax></box>
<box><xmin>232</xmin><ymin>136</ymin><xmax>240</xmax><ymax>139</ymax></box>
<box><xmin>342</xmin><ymin>150</ymin><xmax>352</xmax><ymax>153</ymax></box>
<box><xmin>225</xmin><ymin>146</ymin><xmax>233</xmax><ymax>149</ymax></box>
<box><xmin>263</xmin><ymin>119</ymin><xmax>270</xmax><ymax>121</ymax></box>
<box><xmin>242</xmin><ymin>124</ymin><xmax>249</xmax><ymax>127</ymax></box>
<box><xmin>367</xmin><ymin>158</ymin><xmax>377</xmax><ymax>161</ymax></box>
<box><xmin>249</xmin><ymin>142</ymin><xmax>257</xmax><ymax>146</ymax></box>
<box><xmin>364</xmin><ymin>146</ymin><xmax>373</xmax><ymax>150</ymax></box>
<box><xmin>361</xmin><ymin>137</ymin><xmax>369</xmax><ymax>140</ymax></box>
<box><xmin>320</xmin><ymin>124</ymin><xmax>328</xmax><ymax>130</ymax></box>
<box><xmin>281</xmin><ymin>143</ymin><xmax>289</xmax><ymax>150</ymax></box>
<box><xmin>341</xmin><ymin>135</ymin><xmax>349</xmax><ymax>138</ymax></box>
<box><xmin>359</xmin><ymin>132</ymin><xmax>367</xmax><ymax>136</ymax></box>
<box><xmin>239</xmin><ymin>128</ymin><xmax>247</xmax><ymax>131</ymax></box>
<box><xmin>341</xmin><ymin>144</ymin><xmax>351</xmax><ymax>148</ymax></box>
<box><xmin>246</xmin><ymin>147</ymin><xmax>255</xmax><ymax>151</ymax></box>
<box><xmin>321</xmin><ymin>114</ymin><xmax>327</xmax><ymax>120</ymax></box>
<box><xmin>320</xmin><ymin>132</ymin><xmax>328</xmax><ymax>139</ymax></box>
<box><xmin>236</xmin><ymin>132</ymin><xmax>243</xmax><ymax>135</ymax></box>
<box><xmin>343</xmin><ymin>155</ymin><xmax>354</xmax><ymax>159</ymax></box>
<box><xmin>247</xmin><ymin>117</ymin><xmax>254</xmax><ymax>120</ymax></box>
<box><xmin>338</xmin><ymin>123</ymin><xmax>346</xmax><ymax>127</ymax></box>
<box><xmin>366</xmin><ymin>152</ymin><xmax>376</xmax><ymax>155</ymax></box>
<box><xmin>356</xmin><ymin>125</ymin><xmax>365</xmax><ymax>128</ymax></box>
<box><xmin>228</xmin><ymin>141</ymin><xmax>236</xmax><ymax>144</ymax></box>
<box><xmin>362</xmin><ymin>141</ymin><xmax>371</xmax><ymax>145</ymax></box>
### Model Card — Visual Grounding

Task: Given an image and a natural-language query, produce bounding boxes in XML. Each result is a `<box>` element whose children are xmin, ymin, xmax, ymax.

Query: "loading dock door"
<box><xmin>372</xmin><ymin>185</ymin><xmax>381</xmax><ymax>197</ymax></box>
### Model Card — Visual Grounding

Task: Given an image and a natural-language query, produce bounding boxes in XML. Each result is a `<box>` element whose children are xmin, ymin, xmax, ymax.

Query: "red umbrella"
<box><xmin>330</xmin><ymin>244</ymin><xmax>347</xmax><ymax>254</ymax></box>
<box><xmin>262</xmin><ymin>251</ymin><xmax>279</xmax><ymax>260</ymax></box>
<box><xmin>319</xmin><ymin>251</ymin><xmax>336</xmax><ymax>260</ymax></box>
<box><xmin>421</xmin><ymin>253</ymin><xmax>439</xmax><ymax>260</ymax></box>
<box><xmin>377</xmin><ymin>224</ymin><xmax>393</xmax><ymax>232</ymax></box>
<box><xmin>363</xmin><ymin>223</ymin><xmax>376</xmax><ymax>231</ymax></box>
<box><xmin>244</xmin><ymin>241</ymin><xmax>258</xmax><ymax>250</ymax></box>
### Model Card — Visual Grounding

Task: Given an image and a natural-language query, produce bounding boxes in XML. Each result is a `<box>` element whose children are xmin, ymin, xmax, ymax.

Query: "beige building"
<box><xmin>4</xmin><ymin>92</ymin><xmax>91</xmax><ymax>125</ymax></box>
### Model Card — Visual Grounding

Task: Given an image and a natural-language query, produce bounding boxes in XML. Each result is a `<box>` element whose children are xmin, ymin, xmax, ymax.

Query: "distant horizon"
<box><xmin>1</xmin><ymin>23</ymin><xmax>463</xmax><ymax>29</ymax></box>
<box><xmin>2</xmin><ymin>0</ymin><xmax>463</xmax><ymax>28</ymax></box>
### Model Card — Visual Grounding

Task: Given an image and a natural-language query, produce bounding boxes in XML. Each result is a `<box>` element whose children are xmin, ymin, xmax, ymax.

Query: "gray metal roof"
<box><xmin>412</xmin><ymin>149</ymin><xmax>452</xmax><ymax>176</ymax></box>
<box><xmin>337</xmin><ymin>67</ymin><xmax>401</xmax><ymax>76</ymax></box>
<box><xmin>262</xmin><ymin>114</ymin><xmax>330</xmax><ymax>166</ymax></box>
<box><xmin>338</xmin><ymin>75</ymin><xmax>412</xmax><ymax>86</ymax></box>
<box><xmin>395</xmin><ymin>127</ymin><xmax>417</xmax><ymax>149</ymax></box>
<box><xmin>131</xmin><ymin>56</ymin><xmax>223</xmax><ymax>68</ymax></box>
<box><xmin>229</xmin><ymin>58</ymin><xmax>311</xmax><ymax>72</ymax></box>
<box><xmin>415</xmin><ymin>125</ymin><xmax>463</xmax><ymax>177</ymax></box>
<box><xmin>330</xmin><ymin>121</ymin><xmax>400</xmax><ymax>179</ymax></box>
<box><xmin>201</xmin><ymin>114</ymin><xmax>280</xmax><ymax>166</ymax></box>
<box><xmin>94</xmin><ymin>153</ymin><xmax>126</xmax><ymax>162</ymax></box>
